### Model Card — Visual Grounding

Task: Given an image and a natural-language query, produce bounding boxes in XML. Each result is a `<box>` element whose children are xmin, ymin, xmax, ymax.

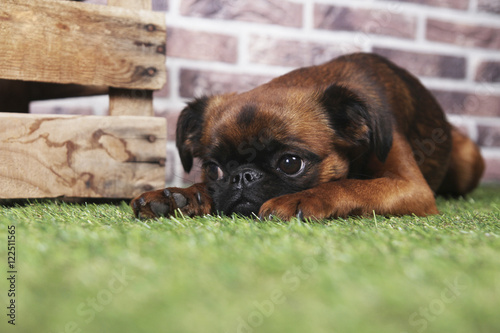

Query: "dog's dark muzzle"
<box><xmin>229</xmin><ymin>168</ymin><xmax>263</xmax><ymax>189</ymax></box>
<box><xmin>217</xmin><ymin>167</ymin><xmax>265</xmax><ymax>216</ymax></box>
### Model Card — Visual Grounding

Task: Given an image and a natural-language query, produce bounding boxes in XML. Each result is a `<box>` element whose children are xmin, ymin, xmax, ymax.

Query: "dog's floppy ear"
<box><xmin>321</xmin><ymin>85</ymin><xmax>393</xmax><ymax>162</ymax></box>
<box><xmin>176</xmin><ymin>96</ymin><xmax>210</xmax><ymax>172</ymax></box>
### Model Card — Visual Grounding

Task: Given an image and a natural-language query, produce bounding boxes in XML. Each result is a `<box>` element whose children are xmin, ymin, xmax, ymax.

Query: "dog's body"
<box><xmin>131</xmin><ymin>53</ymin><xmax>484</xmax><ymax>220</ymax></box>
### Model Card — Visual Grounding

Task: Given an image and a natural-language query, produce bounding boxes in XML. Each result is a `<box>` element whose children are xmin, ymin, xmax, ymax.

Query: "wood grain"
<box><xmin>107</xmin><ymin>0</ymin><xmax>156</xmax><ymax>116</ymax></box>
<box><xmin>0</xmin><ymin>113</ymin><xmax>167</xmax><ymax>199</ymax></box>
<box><xmin>109</xmin><ymin>87</ymin><xmax>154</xmax><ymax>116</ymax></box>
<box><xmin>0</xmin><ymin>0</ymin><xmax>166</xmax><ymax>90</ymax></box>
<box><xmin>108</xmin><ymin>0</ymin><xmax>152</xmax><ymax>11</ymax></box>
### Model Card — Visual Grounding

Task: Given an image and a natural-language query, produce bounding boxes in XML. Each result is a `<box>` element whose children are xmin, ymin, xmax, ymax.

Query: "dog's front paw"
<box><xmin>131</xmin><ymin>184</ymin><xmax>212</xmax><ymax>219</ymax></box>
<box><xmin>259</xmin><ymin>191</ymin><xmax>343</xmax><ymax>221</ymax></box>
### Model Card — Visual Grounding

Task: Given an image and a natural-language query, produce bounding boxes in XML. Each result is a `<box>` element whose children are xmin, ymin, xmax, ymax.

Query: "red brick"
<box><xmin>478</xmin><ymin>125</ymin><xmax>500</xmax><ymax>147</ymax></box>
<box><xmin>153</xmin><ymin>72</ymin><xmax>170</xmax><ymax>98</ymax></box>
<box><xmin>165</xmin><ymin>147</ymin><xmax>179</xmax><ymax>184</ymax></box>
<box><xmin>180</xmin><ymin>0</ymin><xmax>303</xmax><ymax>28</ymax></box>
<box><xmin>179</xmin><ymin>69</ymin><xmax>273</xmax><ymax>98</ymax></box>
<box><xmin>153</xmin><ymin>84</ymin><xmax>169</xmax><ymax>98</ymax></box>
<box><xmin>450</xmin><ymin>124</ymin><xmax>471</xmax><ymax>137</ymax></box>
<box><xmin>315</xmin><ymin>5</ymin><xmax>417</xmax><ymax>40</ymax></box>
<box><xmin>30</xmin><ymin>105</ymin><xmax>94</xmax><ymax>115</ymax></box>
<box><xmin>183</xmin><ymin>158</ymin><xmax>203</xmax><ymax>184</ymax></box>
<box><xmin>167</xmin><ymin>28</ymin><xmax>238</xmax><ymax>63</ymax></box>
<box><xmin>155</xmin><ymin>109</ymin><xmax>180</xmax><ymax>141</ymax></box>
<box><xmin>389</xmin><ymin>0</ymin><xmax>469</xmax><ymax>10</ymax></box>
<box><xmin>83</xmin><ymin>0</ymin><xmax>107</xmax><ymax>4</ymax></box>
<box><xmin>475</xmin><ymin>61</ymin><xmax>500</xmax><ymax>82</ymax></box>
<box><xmin>249</xmin><ymin>36</ymin><xmax>360</xmax><ymax>68</ymax></box>
<box><xmin>478</xmin><ymin>0</ymin><xmax>500</xmax><ymax>15</ymax></box>
<box><xmin>152</xmin><ymin>0</ymin><xmax>168</xmax><ymax>11</ymax></box>
<box><xmin>83</xmin><ymin>0</ymin><xmax>167</xmax><ymax>9</ymax></box>
<box><xmin>483</xmin><ymin>157</ymin><xmax>500</xmax><ymax>182</ymax></box>
<box><xmin>426</xmin><ymin>19</ymin><xmax>500</xmax><ymax>50</ymax></box>
<box><xmin>431</xmin><ymin>90</ymin><xmax>500</xmax><ymax>117</ymax></box>
<box><xmin>374</xmin><ymin>48</ymin><xmax>466</xmax><ymax>79</ymax></box>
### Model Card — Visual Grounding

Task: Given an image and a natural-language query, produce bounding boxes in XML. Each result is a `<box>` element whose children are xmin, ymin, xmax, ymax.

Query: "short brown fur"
<box><xmin>131</xmin><ymin>53</ymin><xmax>484</xmax><ymax>220</ymax></box>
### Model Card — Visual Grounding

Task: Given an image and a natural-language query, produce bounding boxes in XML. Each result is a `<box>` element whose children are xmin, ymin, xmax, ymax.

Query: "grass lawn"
<box><xmin>1</xmin><ymin>184</ymin><xmax>499</xmax><ymax>333</ymax></box>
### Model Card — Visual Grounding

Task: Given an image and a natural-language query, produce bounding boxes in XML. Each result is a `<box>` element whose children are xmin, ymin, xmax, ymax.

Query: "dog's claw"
<box><xmin>258</xmin><ymin>212</ymin><xmax>271</xmax><ymax>221</ymax></box>
<box><xmin>131</xmin><ymin>184</ymin><xmax>211</xmax><ymax>219</ymax></box>
<box><xmin>296</xmin><ymin>209</ymin><xmax>304</xmax><ymax>221</ymax></box>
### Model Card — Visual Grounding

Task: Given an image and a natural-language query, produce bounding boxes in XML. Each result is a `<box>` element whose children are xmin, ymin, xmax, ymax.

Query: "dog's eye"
<box><xmin>205</xmin><ymin>163</ymin><xmax>224</xmax><ymax>181</ymax></box>
<box><xmin>277</xmin><ymin>155</ymin><xmax>304</xmax><ymax>176</ymax></box>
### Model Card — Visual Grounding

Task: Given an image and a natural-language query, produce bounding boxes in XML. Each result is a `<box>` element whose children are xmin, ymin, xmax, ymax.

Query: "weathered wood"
<box><xmin>0</xmin><ymin>0</ymin><xmax>166</xmax><ymax>90</ymax></box>
<box><xmin>109</xmin><ymin>87</ymin><xmax>154</xmax><ymax>116</ymax></box>
<box><xmin>107</xmin><ymin>0</ymin><xmax>156</xmax><ymax>116</ymax></box>
<box><xmin>0</xmin><ymin>113</ymin><xmax>166</xmax><ymax>199</ymax></box>
<box><xmin>108</xmin><ymin>0</ymin><xmax>152</xmax><ymax>11</ymax></box>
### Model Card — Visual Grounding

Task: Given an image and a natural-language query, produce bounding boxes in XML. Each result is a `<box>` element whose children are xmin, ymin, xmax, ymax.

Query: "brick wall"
<box><xmin>32</xmin><ymin>0</ymin><xmax>500</xmax><ymax>185</ymax></box>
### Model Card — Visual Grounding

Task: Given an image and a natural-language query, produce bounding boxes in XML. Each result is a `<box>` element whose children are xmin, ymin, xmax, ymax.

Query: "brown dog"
<box><xmin>131</xmin><ymin>53</ymin><xmax>484</xmax><ymax>220</ymax></box>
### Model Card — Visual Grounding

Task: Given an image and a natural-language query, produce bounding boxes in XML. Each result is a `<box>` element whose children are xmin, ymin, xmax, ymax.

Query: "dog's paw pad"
<box><xmin>150</xmin><ymin>201</ymin><xmax>170</xmax><ymax>217</ymax></box>
<box><xmin>172</xmin><ymin>192</ymin><xmax>188</xmax><ymax>208</ymax></box>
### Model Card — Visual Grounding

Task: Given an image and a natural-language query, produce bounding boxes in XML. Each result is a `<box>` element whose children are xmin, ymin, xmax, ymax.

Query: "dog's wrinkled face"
<box><xmin>176</xmin><ymin>85</ymin><xmax>387</xmax><ymax>217</ymax></box>
<box><xmin>200</xmin><ymin>89</ymin><xmax>345</xmax><ymax>216</ymax></box>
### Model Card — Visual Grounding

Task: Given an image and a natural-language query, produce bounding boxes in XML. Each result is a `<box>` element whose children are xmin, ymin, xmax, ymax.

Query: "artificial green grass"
<box><xmin>1</xmin><ymin>185</ymin><xmax>499</xmax><ymax>333</ymax></box>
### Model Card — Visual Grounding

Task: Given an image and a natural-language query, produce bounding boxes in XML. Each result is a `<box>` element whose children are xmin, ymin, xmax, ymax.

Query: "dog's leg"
<box><xmin>131</xmin><ymin>183</ymin><xmax>213</xmax><ymax>219</ymax></box>
<box><xmin>436</xmin><ymin>127</ymin><xmax>485</xmax><ymax>197</ymax></box>
<box><xmin>259</xmin><ymin>132</ymin><xmax>439</xmax><ymax>220</ymax></box>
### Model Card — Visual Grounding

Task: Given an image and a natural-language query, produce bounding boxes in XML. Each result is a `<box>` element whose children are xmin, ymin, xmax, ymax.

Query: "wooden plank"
<box><xmin>0</xmin><ymin>0</ymin><xmax>166</xmax><ymax>90</ymax></box>
<box><xmin>107</xmin><ymin>0</ymin><xmax>155</xmax><ymax>116</ymax></box>
<box><xmin>109</xmin><ymin>87</ymin><xmax>154</xmax><ymax>116</ymax></box>
<box><xmin>0</xmin><ymin>113</ymin><xmax>166</xmax><ymax>199</ymax></box>
<box><xmin>108</xmin><ymin>0</ymin><xmax>152</xmax><ymax>11</ymax></box>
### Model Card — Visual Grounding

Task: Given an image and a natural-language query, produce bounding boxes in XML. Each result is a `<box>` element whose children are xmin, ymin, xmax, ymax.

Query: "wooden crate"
<box><xmin>0</xmin><ymin>0</ymin><xmax>167</xmax><ymax>199</ymax></box>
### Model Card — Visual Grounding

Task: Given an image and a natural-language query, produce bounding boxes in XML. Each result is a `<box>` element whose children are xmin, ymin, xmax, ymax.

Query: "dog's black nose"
<box><xmin>230</xmin><ymin>168</ymin><xmax>262</xmax><ymax>187</ymax></box>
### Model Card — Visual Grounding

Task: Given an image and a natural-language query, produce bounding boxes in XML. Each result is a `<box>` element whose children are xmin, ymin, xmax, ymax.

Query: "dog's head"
<box><xmin>176</xmin><ymin>84</ymin><xmax>392</xmax><ymax>217</ymax></box>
